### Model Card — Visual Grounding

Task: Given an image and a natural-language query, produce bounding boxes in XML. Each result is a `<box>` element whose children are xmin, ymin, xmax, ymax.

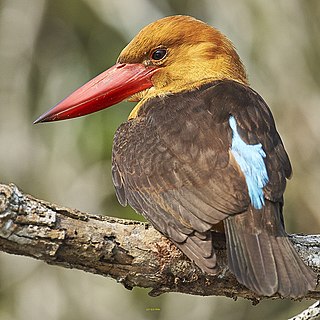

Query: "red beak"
<box><xmin>34</xmin><ymin>63</ymin><xmax>158</xmax><ymax>123</ymax></box>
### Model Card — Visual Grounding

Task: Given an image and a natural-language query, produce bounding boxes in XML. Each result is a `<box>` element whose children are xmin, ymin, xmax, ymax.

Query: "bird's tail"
<box><xmin>224</xmin><ymin>201</ymin><xmax>316</xmax><ymax>298</ymax></box>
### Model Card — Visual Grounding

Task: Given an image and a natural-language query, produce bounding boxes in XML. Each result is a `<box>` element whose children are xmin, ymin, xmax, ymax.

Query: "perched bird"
<box><xmin>35</xmin><ymin>15</ymin><xmax>316</xmax><ymax>298</ymax></box>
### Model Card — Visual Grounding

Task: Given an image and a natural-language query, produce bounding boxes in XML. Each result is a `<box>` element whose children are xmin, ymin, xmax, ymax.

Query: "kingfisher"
<box><xmin>35</xmin><ymin>15</ymin><xmax>316</xmax><ymax>298</ymax></box>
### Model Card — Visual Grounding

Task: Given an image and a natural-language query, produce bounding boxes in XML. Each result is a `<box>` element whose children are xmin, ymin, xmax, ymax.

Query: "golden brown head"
<box><xmin>35</xmin><ymin>16</ymin><xmax>248</xmax><ymax>123</ymax></box>
<box><xmin>118</xmin><ymin>15</ymin><xmax>248</xmax><ymax>102</ymax></box>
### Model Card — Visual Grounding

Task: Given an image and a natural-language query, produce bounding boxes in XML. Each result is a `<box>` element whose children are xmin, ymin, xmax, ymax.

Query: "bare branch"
<box><xmin>289</xmin><ymin>301</ymin><xmax>320</xmax><ymax>320</ymax></box>
<box><xmin>0</xmin><ymin>183</ymin><xmax>319</xmax><ymax>303</ymax></box>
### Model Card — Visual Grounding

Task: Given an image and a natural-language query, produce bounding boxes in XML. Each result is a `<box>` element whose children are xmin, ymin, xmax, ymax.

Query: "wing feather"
<box><xmin>112</xmin><ymin>80</ymin><xmax>292</xmax><ymax>273</ymax></box>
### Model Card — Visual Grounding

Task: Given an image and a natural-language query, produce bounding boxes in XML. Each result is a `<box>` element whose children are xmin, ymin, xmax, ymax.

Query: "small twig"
<box><xmin>289</xmin><ymin>301</ymin><xmax>320</xmax><ymax>320</ymax></box>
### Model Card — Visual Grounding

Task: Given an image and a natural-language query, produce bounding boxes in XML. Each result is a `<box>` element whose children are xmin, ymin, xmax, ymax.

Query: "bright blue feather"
<box><xmin>229</xmin><ymin>116</ymin><xmax>269</xmax><ymax>209</ymax></box>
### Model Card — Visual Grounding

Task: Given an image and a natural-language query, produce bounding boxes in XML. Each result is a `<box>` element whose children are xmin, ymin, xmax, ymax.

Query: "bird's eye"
<box><xmin>151</xmin><ymin>48</ymin><xmax>167</xmax><ymax>61</ymax></box>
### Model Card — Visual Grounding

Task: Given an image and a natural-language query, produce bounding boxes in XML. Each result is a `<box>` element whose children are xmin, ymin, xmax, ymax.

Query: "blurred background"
<box><xmin>0</xmin><ymin>0</ymin><xmax>320</xmax><ymax>319</ymax></box>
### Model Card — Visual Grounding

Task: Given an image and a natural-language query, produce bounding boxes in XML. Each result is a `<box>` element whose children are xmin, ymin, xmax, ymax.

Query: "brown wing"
<box><xmin>111</xmin><ymin>80</ymin><xmax>291</xmax><ymax>272</ymax></box>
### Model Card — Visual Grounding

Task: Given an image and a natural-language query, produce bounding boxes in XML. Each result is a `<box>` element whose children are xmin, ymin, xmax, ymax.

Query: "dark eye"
<box><xmin>151</xmin><ymin>48</ymin><xmax>167</xmax><ymax>61</ymax></box>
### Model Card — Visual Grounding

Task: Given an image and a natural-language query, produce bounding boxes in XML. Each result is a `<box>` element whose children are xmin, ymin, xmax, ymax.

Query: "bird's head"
<box><xmin>34</xmin><ymin>15</ymin><xmax>247</xmax><ymax>123</ymax></box>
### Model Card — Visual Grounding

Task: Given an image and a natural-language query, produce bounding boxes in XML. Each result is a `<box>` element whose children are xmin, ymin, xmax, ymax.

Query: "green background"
<box><xmin>0</xmin><ymin>0</ymin><xmax>320</xmax><ymax>319</ymax></box>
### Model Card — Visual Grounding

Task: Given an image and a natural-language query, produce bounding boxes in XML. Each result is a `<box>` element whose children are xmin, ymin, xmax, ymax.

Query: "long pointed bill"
<box><xmin>34</xmin><ymin>63</ymin><xmax>158</xmax><ymax>123</ymax></box>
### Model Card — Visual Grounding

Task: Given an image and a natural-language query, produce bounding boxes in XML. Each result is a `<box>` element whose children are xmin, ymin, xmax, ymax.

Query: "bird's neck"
<box><xmin>128</xmin><ymin>54</ymin><xmax>249</xmax><ymax>120</ymax></box>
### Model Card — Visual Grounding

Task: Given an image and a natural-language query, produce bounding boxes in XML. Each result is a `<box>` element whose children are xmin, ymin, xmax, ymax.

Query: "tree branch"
<box><xmin>0</xmin><ymin>183</ymin><xmax>319</xmax><ymax>303</ymax></box>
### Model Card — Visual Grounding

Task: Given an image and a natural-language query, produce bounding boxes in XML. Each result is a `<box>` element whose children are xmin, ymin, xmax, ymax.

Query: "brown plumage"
<box><xmin>35</xmin><ymin>15</ymin><xmax>316</xmax><ymax>298</ymax></box>
<box><xmin>112</xmin><ymin>80</ymin><xmax>315</xmax><ymax>297</ymax></box>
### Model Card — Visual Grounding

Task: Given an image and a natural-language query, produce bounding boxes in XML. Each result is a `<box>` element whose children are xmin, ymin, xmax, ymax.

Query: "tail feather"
<box><xmin>224</xmin><ymin>201</ymin><xmax>316</xmax><ymax>298</ymax></box>
<box><xmin>274</xmin><ymin>235</ymin><xmax>315</xmax><ymax>297</ymax></box>
<box><xmin>243</xmin><ymin>233</ymin><xmax>277</xmax><ymax>295</ymax></box>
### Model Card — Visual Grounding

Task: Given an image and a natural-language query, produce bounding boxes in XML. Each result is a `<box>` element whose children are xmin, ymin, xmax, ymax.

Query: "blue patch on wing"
<box><xmin>229</xmin><ymin>116</ymin><xmax>269</xmax><ymax>209</ymax></box>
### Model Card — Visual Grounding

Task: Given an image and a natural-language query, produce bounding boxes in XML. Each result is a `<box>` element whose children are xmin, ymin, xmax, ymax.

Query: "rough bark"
<box><xmin>0</xmin><ymin>183</ymin><xmax>319</xmax><ymax>303</ymax></box>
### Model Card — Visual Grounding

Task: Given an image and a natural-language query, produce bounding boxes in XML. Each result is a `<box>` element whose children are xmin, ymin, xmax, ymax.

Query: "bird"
<box><xmin>34</xmin><ymin>15</ymin><xmax>316</xmax><ymax>298</ymax></box>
